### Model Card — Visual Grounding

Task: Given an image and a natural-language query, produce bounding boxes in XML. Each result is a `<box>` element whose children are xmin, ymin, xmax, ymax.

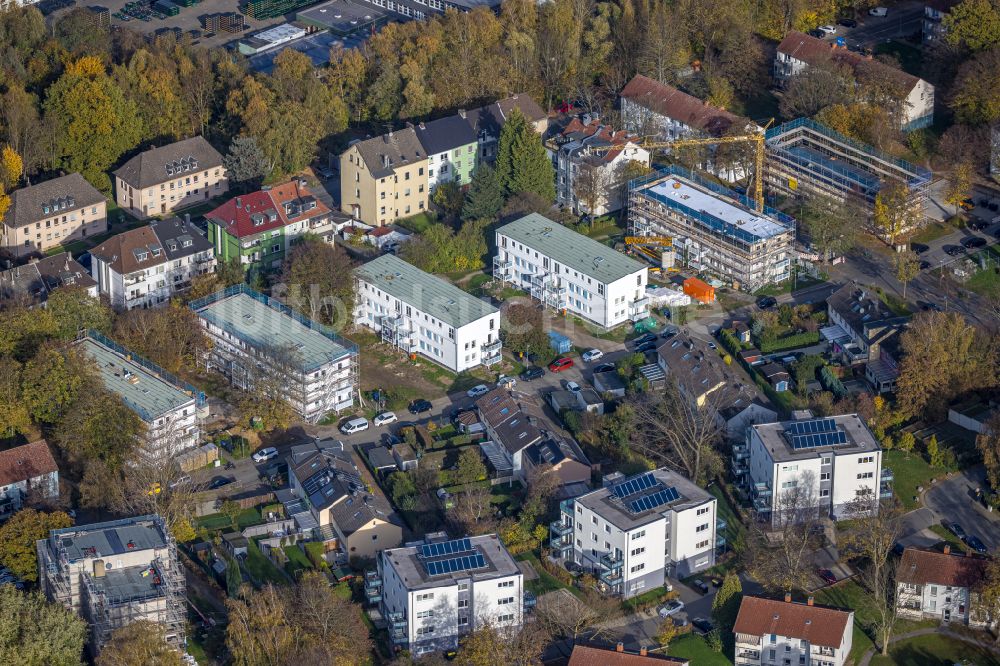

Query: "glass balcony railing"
<box><xmin>600</xmin><ymin>552</ymin><xmax>623</xmax><ymax>570</ymax></box>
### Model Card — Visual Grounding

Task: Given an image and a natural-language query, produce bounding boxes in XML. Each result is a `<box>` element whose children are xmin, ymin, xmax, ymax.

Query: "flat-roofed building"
<box><xmin>550</xmin><ymin>468</ymin><xmax>717</xmax><ymax>597</ymax></box>
<box><xmin>36</xmin><ymin>515</ymin><xmax>185</xmax><ymax>657</ymax></box>
<box><xmin>2</xmin><ymin>173</ymin><xmax>107</xmax><ymax>258</ymax></box>
<box><xmin>494</xmin><ymin>213</ymin><xmax>649</xmax><ymax>329</ymax></box>
<box><xmin>191</xmin><ymin>285</ymin><xmax>359</xmax><ymax>422</ymax></box>
<box><xmin>76</xmin><ymin>332</ymin><xmax>201</xmax><ymax>457</ymax></box>
<box><xmin>354</xmin><ymin>254</ymin><xmax>501</xmax><ymax>372</ymax></box>
<box><xmin>734</xmin><ymin>594</ymin><xmax>853</xmax><ymax>666</ymax></box>
<box><xmin>372</xmin><ymin>533</ymin><xmax>523</xmax><ymax>656</ymax></box>
<box><xmin>628</xmin><ymin>167</ymin><xmax>794</xmax><ymax>292</ymax></box>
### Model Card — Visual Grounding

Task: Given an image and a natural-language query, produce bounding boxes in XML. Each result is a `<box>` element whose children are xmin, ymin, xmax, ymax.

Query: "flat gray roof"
<box><xmin>49</xmin><ymin>515</ymin><xmax>168</xmax><ymax>563</ymax></box>
<box><xmin>497</xmin><ymin>213</ymin><xmax>646</xmax><ymax>285</ymax></box>
<box><xmin>296</xmin><ymin>0</ymin><xmax>385</xmax><ymax>32</ymax></box>
<box><xmin>194</xmin><ymin>291</ymin><xmax>356</xmax><ymax>371</ymax></box>
<box><xmin>356</xmin><ymin>254</ymin><xmax>498</xmax><ymax>329</ymax></box>
<box><xmin>382</xmin><ymin>534</ymin><xmax>520</xmax><ymax>591</ymax></box>
<box><xmin>576</xmin><ymin>468</ymin><xmax>714</xmax><ymax>531</ymax></box>
<box><xmin>78</xmin><ymin>338</ymin><xmax>195</xmax><ymax>422</ymax></box>
<box><xmin>646</xmin><ymin>176</ymin><xmax>789</xmax><ymax>239</ymax></box>
<box><xmin>91</xmin><ymin>565</ymin><xmax>167</xmax><ymax>603</ymax></box>
<box><xmin>751</xmin><ymin>414</ymin><xmax>880</xmax><ymax>462</ymax></box>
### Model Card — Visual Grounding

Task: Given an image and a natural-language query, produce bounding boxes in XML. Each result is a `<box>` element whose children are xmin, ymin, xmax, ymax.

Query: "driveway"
<box><xmin>814</xmin><ymin>3</ymin><xmax>924</xmax><ymax>48</ymax></box>
<box><xmin>922</xmin><ymin>467</ymin><xmax>1000</xmax><ymax>552</ymax></box>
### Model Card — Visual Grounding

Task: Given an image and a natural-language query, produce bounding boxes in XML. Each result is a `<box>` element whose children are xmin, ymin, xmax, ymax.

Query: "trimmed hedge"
<box><xmin>820</xmin><ymin>366</ymin><xmax>847</xmax><ymax>398</ymax></box>
<box><xmin>759</xmin><ymin>331</ymin><xmax>820</xmax><ymax>353</ymax></box>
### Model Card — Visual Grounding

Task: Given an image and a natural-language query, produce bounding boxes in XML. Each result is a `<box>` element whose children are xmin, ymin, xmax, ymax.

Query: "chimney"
<box><xmin>616</xmin><ymin>643</ymin><xmax>624</xmax><ymax>653</ymax></box>
<box><xmin>784</xmin><ymin>592</ymin><xmax>792</xmax><ymax>603</ymax></box>
<box><xmin>943</xmin><ymin>544</ymin><xmax>951</xmax><ymax>555</ymax></box>
<box><xmin>458</xmin><ymin>109</ymin><xmax>466</xmax><ymax>118</ymax></box>
<box><xmin>640</xmin><ymin>647</ymin><xmax>648</xmax><ymax>656</ymax></box>
<box><xmin>236</xmin><ymin>197</ymin><xmax>242</xmax><ymax>209</ymax></box>
<box><xmin>807</xmin><ymin>596</ymin><xmax>814</xmax><ymax>606</ymax></box>
<box><xmin>419</xmin><ymin>122</ymin><xmax>426</xmax><ymax>130</ymax></box>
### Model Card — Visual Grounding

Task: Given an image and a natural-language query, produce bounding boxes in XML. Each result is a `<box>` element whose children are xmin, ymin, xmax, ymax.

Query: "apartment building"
<box><xmin>287</xmin><ymin>437</ymin><xmax>402</xmax><ymax>560</ymax></box>
<box><xmin>494</xmin><ymin>213</ymin><xmax>649</xmax><ymax>329</ymax></box>
<box><xmin>0</xmin><ymin>440</ymin><xmax>59</xmax><ymax>520</ymax></box>
<box><xmin>774</xmin><ymin>32</ymin><xmax>934</xmax><ymax>131</ymax></box>
<box><xmin>90</xmin><ymin>217</ymin><xmax>215</xmax><ymax>310</ymax></box>
<box><xmin>0</xmin><ymin>252</ymin><xmax>96</xmax><ymax>306</ymax></box>
<box><xmin>896</xmin><ymin>546</ymin><xmax>991</xmax><ymax>627</ymax></box>
<box><xmin>206</xmin><ymin>180</ymin><xmax>337</xmax><ymax>274</ymax></box>
<box><xmin>340</xmin><ymin>128</ymin><xmax>429</xmax><ymax>227</ymax></box>
<box><xmin>354</xmin><ymin>254</ymin><xmax>501</xmax><ymax>372</ymax></box>
<box><xmin>550</xmin><ymin>468</ymin><xmax>716</xmax><ymax>598</ymax></box>
<box><xmin>628</xmin><ymin>167</ymin><xmax>794</xmax><ymax>291</ymax></box>
<box><xmin>373</xmin><ymin>533</ymin><xmax>523</xmax><ymax>656</ymax></box>
<box><xmin>191</xmin><ymin>285</ymin><xmax>359</xmax><ymax>422</ymax></box>
<box><xmin>569</xmin><ymin>644</ymin><xmax>690</xmax><ymax>666</ymax></box>
<box><xmin>1</xmin><ymin>173</ymin><xmax>106</xmax><ymax>258</ymax></box>
<box><xmin>36</xmin><ymin>515</ymin><xmax>185</xmax><ymax>656</ymax></box>
<box><xmin>733</xmin><ymin>594</ymin><xmax>853</xmax><ymax>666</ymax></box>
<box><xmin>114</xmin><ymin>136</ymin><xmax>227</xmax><ymax>219</ymax></box>
<box><xmin>740</xmin><ymin>414</ymin><xmax>885</xmax><ymax>522</ymax></box>
<box><xmin>413</xmin><ymin>115</ymin><xmax>479</xmax><ymax>192</ymax></box>
<box><xmin>546</xmin><ymin>114</ymin><xmax>650</xmax><ymax>216</ymax></box>
<box><xmin>461</xmin><ymin>95</ymin><xmax>548</xmax><ymax>164</ymax></box>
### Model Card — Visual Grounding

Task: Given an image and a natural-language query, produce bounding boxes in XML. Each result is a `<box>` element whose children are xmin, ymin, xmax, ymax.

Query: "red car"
<box><xmin>817</xmin><ymin>568</ymin><xmax>837</xmax><ymax>585</ymax></box>
<box><xmin>548</xmin><ymin>357</ymin><xmax>574</xmax><ymax>372</ymax></box>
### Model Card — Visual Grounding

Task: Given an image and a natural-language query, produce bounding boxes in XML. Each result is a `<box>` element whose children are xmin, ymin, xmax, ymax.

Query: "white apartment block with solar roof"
<box><xmin>374</xmin><ymin>533</ymin><xmax>523</xmax><ymax>656</ymax></box>
<box><xmin>551</xmin><ymin>468</ymin><xmax>716</xmax><ymax>598</ymax></box>
<box><xmin>743</xmin><ymin>414</ymin><xmax>884</xmax><ymax>523</ymax></box>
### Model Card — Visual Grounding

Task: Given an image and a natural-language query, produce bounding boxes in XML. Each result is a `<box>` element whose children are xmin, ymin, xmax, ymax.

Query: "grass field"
<box><xmin>515</xmin><ymin>552</ymin><xmax>580</xmax><ymax>598</ymax></box>
<box><xmin>282</xmin><ymin>544</ymin><xmax>313</xmax><ymax>578</ymax></box>
<box><xmin>869</xmin><ymin>633</ymin><xmax>1000</xmax><ymax>666</ymax></box>
<box><xmin>667</xmin><ymin>633</ymin><xmax>733</xmax><ymax>665</ymax></box>
<box><xmin>966</xmin><ymin>265</ymin><xmax>1000</xmax><ymax>299</ymax></box>
<box><xmin>909</xmin><ymin>221</ymin><xmax>955</xmax><ymax>244</ymax></box>
<box><xmin>883</xmin><ymin>450</ymin><xmax>939</xmax><ymax>510</ymax></box>
<box><xmin>245</xmin><ymin>539</ymin><xmax>288</xmax><ymax>586</ymax></box>
<box><xmin>195</xmin><ymin>507</ymin><xmax>263</xmax><ymax>532</ymax></box>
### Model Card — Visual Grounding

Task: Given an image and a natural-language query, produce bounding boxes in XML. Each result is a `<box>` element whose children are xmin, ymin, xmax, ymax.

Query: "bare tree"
<box><xmin>573</xmin><ymin>160</ymin><xmax>610</xmax><ymax>218</ymax></box>
<box><xmin>447</xmin><ymin>484</ymin><xmax>497</xmax><ymax>537</ymax></box>
<box><xmin>535</xmin><ymin>581</ymin><xmax>620</xmax><ymax>642</ymax></box>
<box><xmin>629</xmin><ymin>378</ymin><xmax>724</xmax><ymax>483</ymax></box>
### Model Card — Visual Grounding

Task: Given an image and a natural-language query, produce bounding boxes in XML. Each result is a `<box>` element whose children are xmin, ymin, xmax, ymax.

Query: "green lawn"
<box><xmin>708</xmin><ymin>483</ymin><xmax>746</xmax><ymax>546</ymax></box>
<box><xmin>909</xmin><ymin>221</ymin><xmax>955</xmax><ymax>244</ymax></box>
<box><xmin>869</xmin><ymin>633</ymin><xmax>1000</xmax><ymax>666</ymax></box>
<box><xmin>244</xmin><ymin>539</ymin><xmax>288</xmax><ymax>586</ymax></box>
<box><xmin>966</xmin><ymin>265</ymin><xmax>1000</xmax><ymax>299</ymax></box>
<box><xmin>282</xmin><ymin>544</ymin><xmax>313</xmax><ymax>578</ymax></box>
<box><xmin>667</xmin><ymin>633</ymin><xmax>733</xmax><ymax>665</ymax></box>
<box><xmin>195</xmin><ymin>507</ymin><xmax>264</xmax><ymax>532</ymax></box>
<box><xmin>396</xmin><ymin>212</ymin><xmax>435</xmax><ymax>233</ymax></box>
<box><xmin>515</xmin><ymin>552</ymin><xmax>577</xmax><ymax>597</ymax></box>
<box><xmin>927</xmin><ymin>524</ymin><xmax>969</xmax><ymax>553</ymax></box>
<box><xmin>883</xmin><ymin>450</ymin><xmax>938</xmax><ymax>510</ymax></box>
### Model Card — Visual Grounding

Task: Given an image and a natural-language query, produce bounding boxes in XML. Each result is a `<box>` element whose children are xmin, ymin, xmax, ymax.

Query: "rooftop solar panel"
<box><xmin>790</xmin><ymin>430</ymin><xmax>848</xmax><ymax>450</ymax></box>
<box><xmin>420</xmin><ymin>537</ymin><xmax>473</xmax><ymax>559</ymax></box>
<box><xmin>786</xmin><ymin>418</ymin><xmax>838</xmax><ymax>435</ymax></box>
<box><xmin>628</xmin><ymin>486</ymin><xmax>681</xmax><ymax>513</ymax></box>
<box><xmin>424</xmin><ymin>552</ymin><xmax>487</xmax><ymax>576</ymax></box>
<box><xmin>612</xmin><ymin>471</ymin><xmax>659</xmax><ymax>498</ymax></box>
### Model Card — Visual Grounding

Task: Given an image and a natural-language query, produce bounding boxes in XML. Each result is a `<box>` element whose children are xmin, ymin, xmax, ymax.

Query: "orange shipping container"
<box><xmin>683</xmin><ymin>277</ymin><xmax>716</xmax><ymax>304</ymax></box>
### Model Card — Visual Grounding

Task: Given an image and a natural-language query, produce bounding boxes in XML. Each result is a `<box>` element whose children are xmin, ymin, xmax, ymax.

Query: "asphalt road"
<box><xmin>922</xmin><ymin>467</ymin><xmax>1000</xmax><ymax>553</ymax></box>
<box><xmin>817</xmin><ymin>3</ymin><xmax>924</xmax><ymax>47</ymax></box>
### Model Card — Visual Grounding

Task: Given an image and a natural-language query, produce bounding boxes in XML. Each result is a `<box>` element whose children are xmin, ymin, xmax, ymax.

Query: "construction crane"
<box><xmin>591</xmin><ymin>120</ymin><xmax>773</xmax><ymax>212</ymax></box>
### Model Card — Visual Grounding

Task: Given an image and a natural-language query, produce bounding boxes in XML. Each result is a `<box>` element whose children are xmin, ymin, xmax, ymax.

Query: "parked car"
<box><xmin>756</xmin><ymin>295</ymin><xmax>778</xmax><ymax>309</ymax></box>
<box><xmin>919</xmin><ymin>260</ymin><xmax>931</xmax><ymax>270</ymax></box>
<box><xmin>962</xmin><ymin>236</ymin><xmax>988</xmax><ymax>249</ymax></box>
<box><xmin>964</xmin><ymin>535</ymin><xmax>988</xmax><ymax>554</ymax></box>
<box><xmin>818</xmin><ymin>568</ymin><xmax>838</xmax><ymax>585</ymax></box>
<box><xmin>592</xmin><ymin>363</ymin><xmax>615</xmax><ymax>373</ymax></box>
<box><xmin>209</xmin><ymin>476</ymin><xmax>232</xmax><ymax>490</ymax></box>
<box><xmin>817</xmin><ymin>24</ymin><xmax>837</xmax><ymax>34</ymax></box>
<box><xmin>658</xmin><ymin>599</ymin><xmax>685</xmax><ymax>617</ymax></box>
<box><xmin>691</xmin><ymin>617</ymin><xmax>714</xmax><ymax>633</ymax></box>
<box><xmin>466</xmin><ymin>384</ymin><xmax>490</xmax><ymax>398</ymax></box>
<box><xmin>949</xmin><ymin>523</ymin><xmax>967</xmax><ymax>540</ymax></box>
<box><xmin>633</xmin><ymin>333</ymin><xmax>658</xmax><ymax>346</ymax></box>
<box><xmin>807</xmin><ymin>28</ymin><xmax>825</xmax><ymax>37</ymax></box>
<box><xmin>707</xmin><ymin>341</ymin><xmax>717</xmax><ymax>350</ymax></box>
<box><xmin>252</xmin><ymin>447</ymin><xmax>279</xmax><ymax>463</ymax></box>
<box><xmin>582</xmin><ymin>349</ymin><xmax>604</xmax><ymax>362</ymax></box>
<box><xmin>692</xmin><ymin>579</ymin><xmax>710</xmax><ymax>594</ymax></box>
<box><xmin>409</xmin><ymin>399</ymin><xmax>432</xmax><ymax>414</ymax></box>
<box><xmin>970</xmin><ymin>218</ymin><xmax>989</xmax><ymax>231</ymax></box>
<box><xmin>497</xmin><ymin>375</ymin><xmax>517</xmax><ymax>389</ymax></box>
<box><xmin>520</xmin><ymin>366</ymin><xmax>545</xmax><ymax>381</ymax></box>
<box><xmin>911</xmin><ymin>242</ymin><xmax>929</xmax><ymax>254</ymax></box>
<box><xmin>374</xmin><ymin>411</ymin><xmax>398</xmax><ymax>427</ymax></box>
<box><xmin>838</xmin><ymin>17</ymin><xmax>857</xmax><ymax>27</ymax></box>
<box><xmin>960</xmin><ymin>198</ymin><xmax>976</xmax><ymax>211</ymax></box>
<box><xmin>636</xmin><ymin>341</ymin><xmax>658</xmax><ymax>353</ymax></box>
<box><xmin>944</xmin><ymin>245</ymin><xmax>966</xmax><ymax>257</ymax></box>
<box><xmin>565</xmin><ymin>380</ymin><xmax>581</xmax><ymax>393</ymax></box>
<box><xmin>869</xmin><ymin>6</ymin><xmax>887</xmax><ymax>16</ymax></box>
<box><xmin>548</xmin><ymin>357</ymin><xmax>574</xmax><ymax>372</ymax></box>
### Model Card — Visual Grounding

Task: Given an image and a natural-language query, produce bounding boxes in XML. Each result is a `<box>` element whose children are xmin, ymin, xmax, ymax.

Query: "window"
<box><xmin>697</xmin><ymin>506</ymin><xmax>710</xmax><ymax>516</ymax></box>
<box><xmin>458</xmin><ymin>616</ymin><xmax>469</xmax><ymax>626</ymax></box>
<box><xmin>498</xmin><ymin>597</ymin><xmax>515</xmax><ymax>605</ymax></box>
<box><xmin>630</xmin><ymin>547</ymin><xmax>645</xmax><ymax>556</ymax></box>
<box><xmin>631</xmin><ymin>530</ymin><xmax>645</xmax><ymax>540</ymax></box>
<box><xmin>458</xmin><ymin>599</ymin><xmax>468</xmax><ymax>608</ymax></box>
<box><xmin>498</xmin><ymin>613</ymin><xmax>515</xmax><ymax>623</ymax></box>
<box><xmin>858</xmin><ymin>456</ymin><xmax>874</xmax><ymax>464</ymax></box>
<box><xmin>630</xmin><ymin>563</ymin><xmax>645</xmax><ymax>573</ymax></box>
<box><xmin>696</xmin><ymin>540</ymin><xmax>710</xmax><ymax>549</ymax></box>
<box><xmin>820</xmin><ymin>489</ymin><xmax>830</xmax><ymax>497</ymax></box>
<box><xmin>820</xmin><ymin>472</ymin><xmax>830</xmax><ymax>481</ymax></box>
<box><xmin>416</xmin><ymin>627</ymin><xmax>435</xmax><ymax>636</ymax></box>
<box><xmin>857</xmin><ymin>472</ymin><xmax>874</xmax><ymax>479</ymax></box>
<box><xmin>415</xmin><ymin>610</ymin><xmax>434</xmax><ymax>619</ymax></box>
<box><xmin>416</xmin><ymin>593</ymin><xmax>435</xmax><ymax>601</ymax></box>
<box><xmin>696</xmin><ymin>523</ymin><xmax>709</xmax><ymax>533</ymax></box>
<box><xmin>498</xmin><ymin>581</ymin><xmax>514</xmax><ymax>588</ymax></box>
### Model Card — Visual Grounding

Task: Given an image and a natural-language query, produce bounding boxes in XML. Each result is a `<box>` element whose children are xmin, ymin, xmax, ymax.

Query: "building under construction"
<box><xmin>627</xmin><ymin>165</ymin><xmax>795</xmax><ymax>292</ymax></box>
<box><xmin>765</xmin><ymin>118</ymin><xmax>931</xmax><ymax>218</ymax></box>
<box><xmin>190</xmin><ymin>284</ymin><xmax>359</xmax><ymax>422</ymax></box>
<box><xmin>36</xmin><ymin>515</ymin><xmax>185</xmax><ymax>657</ymax></box>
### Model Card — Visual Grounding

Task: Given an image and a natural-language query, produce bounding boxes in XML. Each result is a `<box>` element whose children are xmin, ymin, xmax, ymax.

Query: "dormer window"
<box><xmin>136</xmin><ymin>251</ymin><xmax>149</xmax><ymax>261</ymax></box>
<box><xmin>43</xmin><ymin>205</ymin><xmax>50</xmax><ymax>215</ymax></box>
<box><xmin>151</xmin><ymin>247</ymin><xmax>161</xmax><ymax>257</ymax></box>
<box><xmin>182</xmin><ymin>239</ymin><xmax>192</xmax><ymax>248</ymax></box>
<box><xmin>268</xmin><ymin>213</ymin><xmax>277</xmax><ymax>222</ymax></box>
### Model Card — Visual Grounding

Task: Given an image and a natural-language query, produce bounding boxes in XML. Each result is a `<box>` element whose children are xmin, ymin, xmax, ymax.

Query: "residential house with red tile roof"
<box><xmin>205</xmin><ymin>180</ymin><xmax>335</xmax><ymax>274</ymax></box>
<box><xmin>568</xmin><ymin>643</ymin><xmax>689</xmax><ymax>666</ymax></box>
<box><xmin>896</xmin><ymin>545</ymin><xmax>992</xmax><ymax>627</ymax></box>
<box><xmin>0</xmin><ymin>440</ymin><xmax>59</xmax><ymax>519</ymax></box>
<box><xmin>545</xmin><ymin>114</ymin><xmax>650</xmax><ymax>216</ymax></box>
<box><xmin>733</xmin><ymin>594</ymin><xmax>853</xmax><ymax>666</ymax></box>
<box><xmin>774</xmin><ymin>31</ymin><xmax>934</xmax><ymax>131</ymax></box>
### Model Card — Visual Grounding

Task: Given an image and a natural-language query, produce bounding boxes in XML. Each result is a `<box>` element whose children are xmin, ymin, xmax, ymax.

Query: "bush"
<box><xmin>539</xmin><ymin>554</ymin><xmax>574</xmax><ymax>587</ymax></box>
<box><xmin>719</xmin><ymin>328</ymin><xmax>741</xmax><ymax>356</ymax></box>
<box><xmin>759</xmin><ymin>331</ymin><xmax>821</xmax><ymax>353</ymax></box>
<box><xmin>705</xmin><ymin>628</ymin><xmax>723</xmax><ymax>652</ymax></box>
<box><xmin>819</xmin><ymin>366</ymin><xmax>847</xmax><ymax>399</ymax></box>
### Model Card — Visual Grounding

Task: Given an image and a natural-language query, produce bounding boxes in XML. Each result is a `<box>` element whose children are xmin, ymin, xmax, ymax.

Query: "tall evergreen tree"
<box><xmin>495</xmin><ymin>108</ymin><xmax>555</xmax><ymax>202</ymax></box>
<box><xmin>462</xmin><ymin>164</ymin><xmax>503</xmax><ymax>221</ymax></box>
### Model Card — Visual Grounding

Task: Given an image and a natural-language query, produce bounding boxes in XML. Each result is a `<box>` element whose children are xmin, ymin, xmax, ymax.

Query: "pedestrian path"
<box><xmin>856</xmin><ymin>625</ymin><xmax>1000</xmax><ymax>665</ymax></box>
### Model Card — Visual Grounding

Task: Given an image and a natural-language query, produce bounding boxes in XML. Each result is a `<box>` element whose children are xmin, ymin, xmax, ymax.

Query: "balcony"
<box><xmin>732</xmin><ymin>444</ymin><xmax>749</xmax><ymax>461</ymax></box>
<box><xmin>731</xmin><ymin>459</ymin><xmax>748</xmax><ymax>477</ymax></box>
<box><xmin>599</xmin><ymin>552</ymin><xmax>623</xmax><ymax>570</ymax></box>
<box><xmin>881</xmin><ymin>468</ymin><xmax>894</xmax><ymax>483</ymax></box>
<box><xmin>482</xmin><ymin>339</ymin><xmax>502</xmax><ymax>354</ymax></box>
<box><xmin>388</xmin><ymin>611</ymin><xmax>407</xmax><ymax>643</ymax></box>
<box><xmin>482</xmin><ymin>350</ymin><xmax>502</xmax><ymax>366</ymax></box>
<box><xmin>599</xmin><ymin>568</ymin><xmax>623</xmax><ymax>586</ymax></box>
<box><xmin>629</xmin><ymin>297</ymin><xmax>651</xmax><ymax>314</ymax></box>
<box><xmin>549</xmin><ymin>520</ymin><xmax>573</xmax><ymax>537</ymax></box>
<box><xmin>717</xmin><ymin>517</ymin><xmax>728</xmax><ymax>533</ymax></box>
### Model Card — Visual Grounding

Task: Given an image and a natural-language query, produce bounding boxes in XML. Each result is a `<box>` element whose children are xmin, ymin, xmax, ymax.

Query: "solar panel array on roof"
<box><xmin>425</xmin><ymin>552</ymin><xmax>487</xmax><ymax>576</ymax></box>
<box><xmin>786</xmin><ymin>418</ymin><xmax>838</xmax><ymax>435</ymax></box>
<box><xmin>612</xmin><ymin>471</ymin><xmax>659</xmax><ymax>498</ymax></box>
<box><xmin>629</xmin><ymin>486</ymin><xmax>680</xmax><ymax>513</ymax></box>
<box><xmin>790</xmin><ymin>431</ymin><xmax>848</xmax><ymax>450</ymax></box>
<box><xmin>420</xmin><ymin>537</ymin><xmax>473</xmax><ymax>559</ymax></box>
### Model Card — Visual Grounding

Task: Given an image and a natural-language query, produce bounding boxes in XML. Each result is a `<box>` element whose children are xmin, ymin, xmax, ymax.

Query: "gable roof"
<box><xmin>569</xmin><ymin>644</ymin><xmax>689</xmax><ymax>666</ymax></box>
<box><xmin>0</xmin><ymin>252</ymin><xmax>96</xmax><ymax>305</ymax></box>
<box><xmin>897</xmin><ymin>547</ymin><xmax>988</xmax><ymax>589</ymax></box>
<box><xmin>266</xmin><ymin>180</ymin><xmax>331</xmax><ymax>223</ymax></box>
<box><xmin>0</xmin><ymin>440</ymin><xmax>57</xmax><ymax>486</ymax></box>
<box><xmin>150</xmin><ymin>217</ymin><xmax>214</xmax><ymax>261</ymax></box>
<box><xmin>620</xmin><ymin>74</ymin><xmax>745</xmax><ymax>137</ymax></box>
<box><xmin>461</xmin><ymin>94</ymin><xmax>547</xmax><ymax>139</ymax></box>
<box><xmin>476</xmin><ymin>388</ymin><xmax>520</xmax><ymax>425</ymax></box>
<box><xmin>351</xmin><ymin>127</ymin><xmax>426</xmax><ymax>180</ymax></box>
<box><xmin>113</xmin><ymin>136</ymin><xmax>224</xmax><ymax>189</ymax></box>
<box><xmin>205</xmin><ymin>190</ymin><xmax>284</xmax><ymax>239</ymax></box>
<box><xmin>5</xmin><ymin>173</ymin><xmax>105</xmax><ymax>229</ymax></box>
<box><xmin>414</xmin><ymin>115</ymin><xmax>478</xmax><ymax>156</ymax></box>
<box><xmin>734</xmin><ymin>596</ymin><xmax>852</xmax><ymax>648</ymax></box>
<box><xmin>548</xmin><ymin>116</ymin><xmax>643</xmax><ymax>165</ymax></box>
<box><xmin>777</xmin><ymin>31</ymin><xmax>920</xmax><ymax>91</ymax></box>
<box><xmin>90</xmin><ymin>225</ymin><xmax>168</xmax><ymax>276</ymax></box>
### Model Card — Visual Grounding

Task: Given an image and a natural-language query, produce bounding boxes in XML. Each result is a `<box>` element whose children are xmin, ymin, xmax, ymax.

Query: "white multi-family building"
<box><xmin>76</xmin><ymin>333</ymin><xmax>201</xmax><ymax>458</ymax></box>
<box><xmin>740</xmin><ymin>414</ymin><xmax>885</xmax><ymax>523</ymax></box>
<box><xmin>734</xmin><ymin>594</ymin><xmax>853</xmax><ymax>666</ymax></box>
<box><xmin>354</xmin><ymin>254</ymin><xmax>502</xmax><ymax>372</ymax></box>
<box><xmin>550</xmin><ymin>468</ymin><xmax>717</xmax><ymax>598</ymax></box>
<box><xmin>90</xmin><ymin>217</ymin><xmax>216</xmax><ymax>310</ymax></box>
<box><xmin>494</xmin><ymin>213</ymin><xmax>649</xmax><ymax>329</ymax></box>
<box><xmin>191</xmin><ymin>285</ymin><xmax>359</xmax><ymax>422</ymax></box>
<box><xmin>896</xmin><ymin>545</ymin><xmax>991</xmax><ymax>627</ymax></box>
<box><xmin>372</xmin><ymin>533</ymin><xmax>523</xmax><ymax>656</ymax></box>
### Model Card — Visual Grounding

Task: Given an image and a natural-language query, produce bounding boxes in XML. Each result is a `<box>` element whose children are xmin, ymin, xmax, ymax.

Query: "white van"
<box><xmin>340</xmin><ymin>417</ymin><xmax>370</xmax><ymax>435</ymax></box>
<box><xmin>869</xmin><ymin>6</ymin><xmax>887</xmax><ymax>16</ymax></box>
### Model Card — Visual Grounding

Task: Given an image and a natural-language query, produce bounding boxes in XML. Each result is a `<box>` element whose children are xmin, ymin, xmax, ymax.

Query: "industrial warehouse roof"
<box><xmin>77</xmin><ymin>337</ymin><xmax>196</xmax><ymax>422</ymax></box>
<box><xmin>356</xmin><ymin>254</ymin><xmax>498</xmax><ymax>329</ymax></box>
<box><xmin>497</xmin><ymin>214</ymin><xmax>646</xmax><ymax>285</ymax></box>
<box><xmin>192</xmin><ymin>290</ymin><xmax>356</xmax><ymax>370</ymax></box>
